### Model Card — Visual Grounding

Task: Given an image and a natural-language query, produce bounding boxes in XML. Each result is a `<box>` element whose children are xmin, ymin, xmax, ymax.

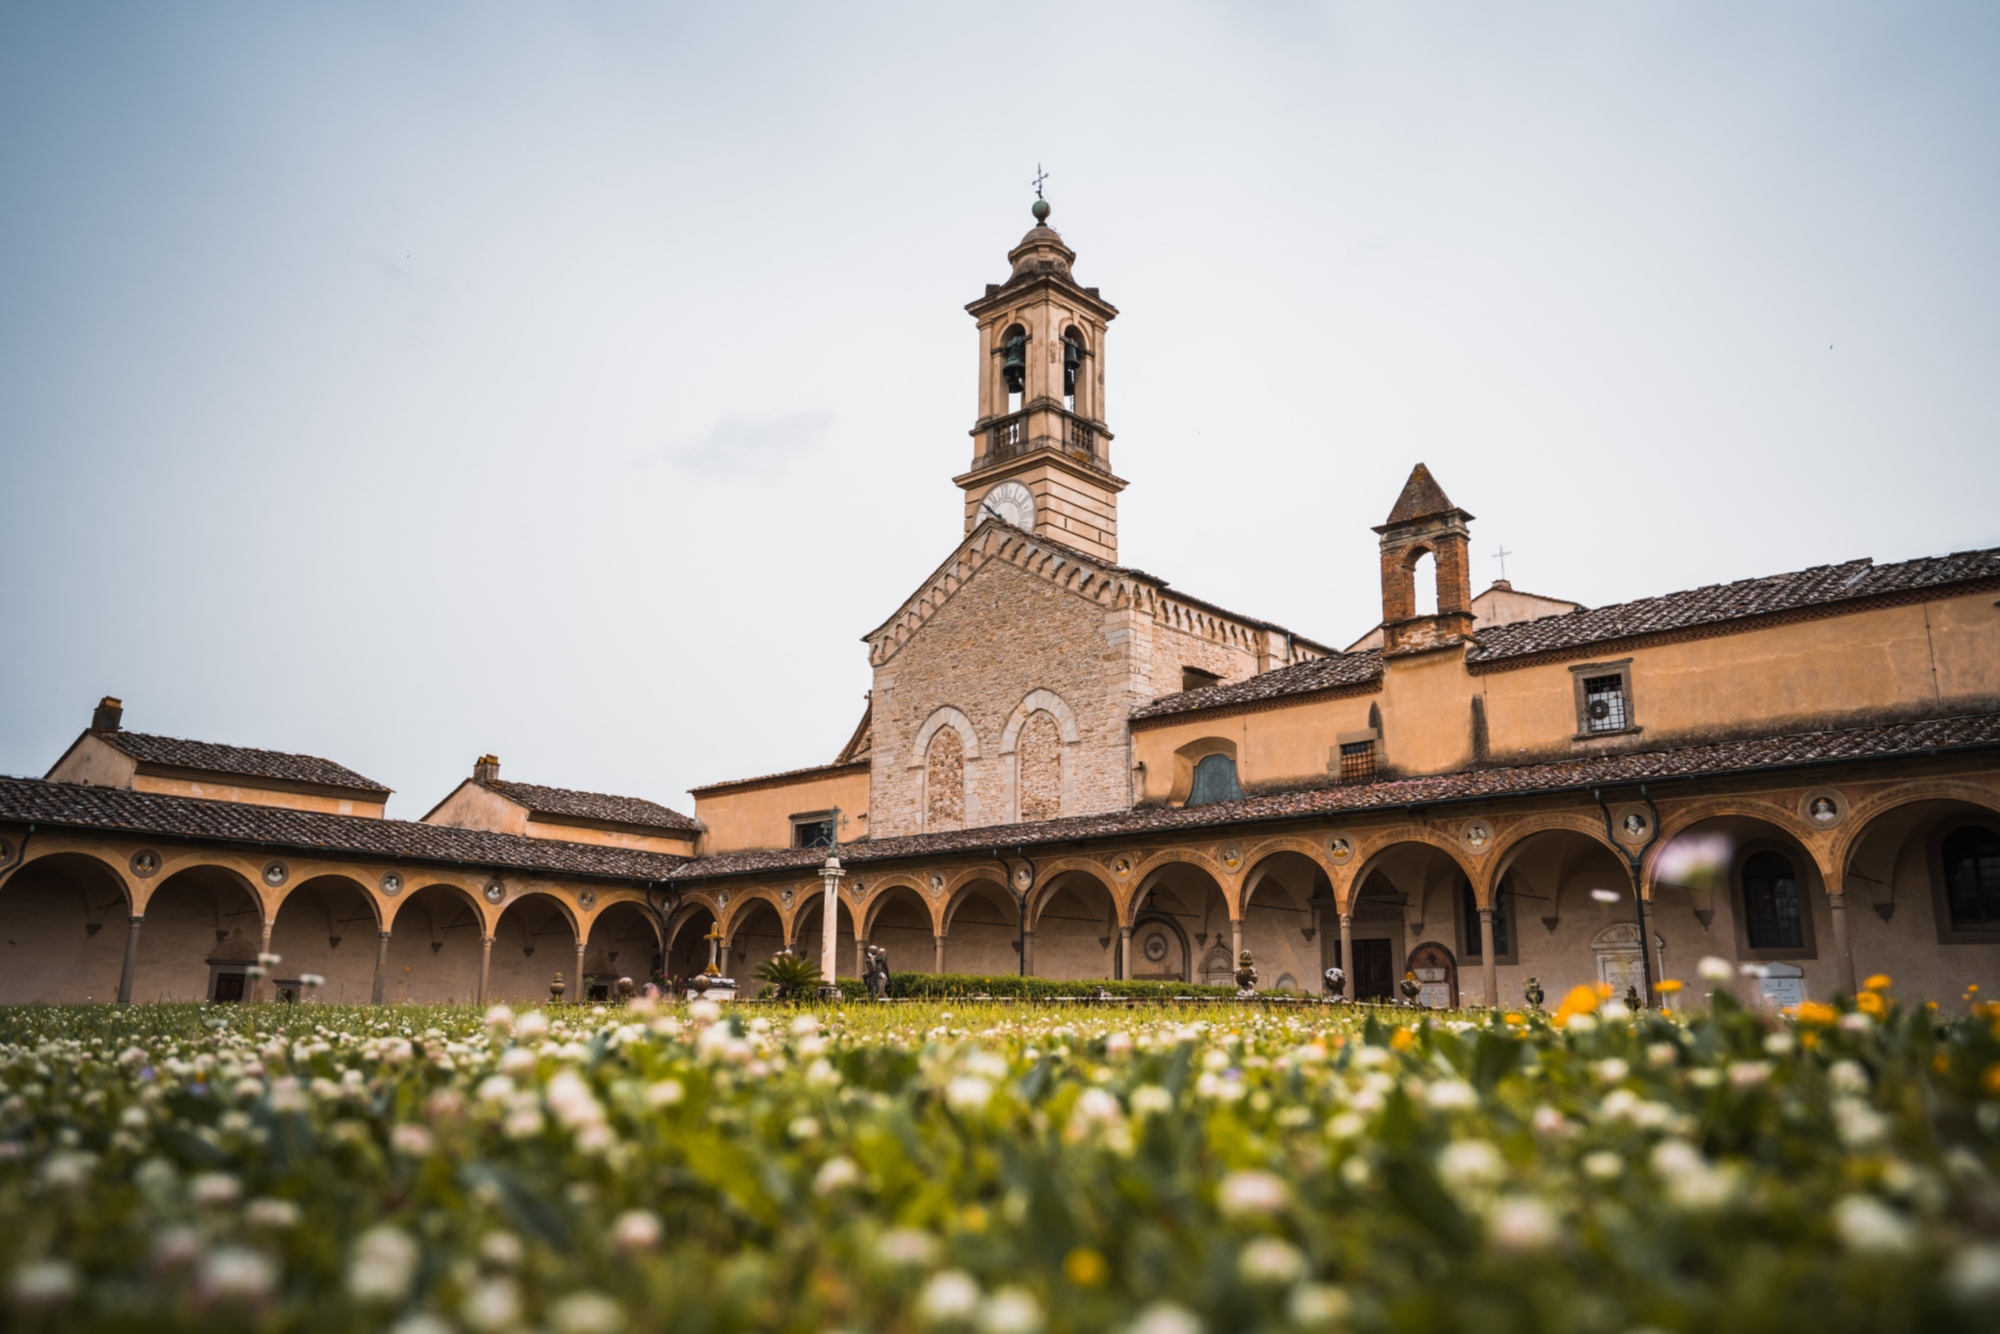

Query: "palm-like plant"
<box><xmin>754</xmin><ymin>950</ymin><xmax>824</xmax><ymax>1000</ymax></box>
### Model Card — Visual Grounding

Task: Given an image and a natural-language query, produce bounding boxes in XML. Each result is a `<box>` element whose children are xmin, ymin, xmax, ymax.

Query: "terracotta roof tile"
<box><xmin>0</xmin><ymin>778</ymin><xmax>685</xmax><ymax>880</ymax></box>
<box><xmin>1382</xmin><ymin>463</ymin><xmax>1463</xmax><ymax>526</ymax></box>
<box><xmin>1466</xmin><ymin>547</ymin><xmax>2000</xmax><ymax>666</ymax></box>
<box><xmin>1131</xmin><ymin>651</ymin><xmax>1384</xmax><ymax>721</ymax></box>
<box><xmin>482</xmin><ymin>780</ymin><xmax>698</xmax><ymax>832</ymax></box>
<box><xmin>674</xmin><ymin>712</ymin><xmax>2000</xmax><ymax>880</ymax></box>
<box><xmin>95</xmin><ymin>732</ymin><xmax>390</xmax><ymax>794</ymax></box>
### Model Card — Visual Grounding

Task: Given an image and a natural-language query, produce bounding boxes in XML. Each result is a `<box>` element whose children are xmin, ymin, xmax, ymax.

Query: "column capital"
<box><xmin>378</xmin><ymin>929</ymin><xmax>393</xmax><ymax>940</ymax></box>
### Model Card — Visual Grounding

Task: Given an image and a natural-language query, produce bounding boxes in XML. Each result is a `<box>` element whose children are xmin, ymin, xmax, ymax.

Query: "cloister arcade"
<box><xmin>2</xmin><ymin>772</ymin><xmax>1996</xmax><ymax>1005</ymax></box>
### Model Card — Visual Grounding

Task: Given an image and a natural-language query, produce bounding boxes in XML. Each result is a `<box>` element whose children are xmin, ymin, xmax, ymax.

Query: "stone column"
<box><xmin>574</xmin><ymin>939</ymin><xmax>587</xmax><ymax>1001</ymax></box>
<box><xmin>855</xmin><ymin>935</ymin><xmax>868</xmax><ymax>979</ymax></box>
<box><xmin>257</xmin><ymin>918</ymin><xmax>276</xmax><ymax>1003</ymax></box>
<box><xmin>934</xmin><ymin>934</ymin><xmax>946</xmax><ymax>974</ymax></box>
<box><xmin>1230</xmin><ymin>919</ymin><xmax>1243</xmax><ymax>968</ymax></box>
<box><xmin>1119</xmin><ymin>926</ymin><xmax>1133</xmax><ymax>981</ymax></box>
<box><xmin>117</xmin><ymin>915</ymin><xmax>144</xmax><ymax>1004</ymax></box>
<box><xmin>1020</xmin><ymin>930</ymin><xmax>1035</xmax><ymax>976</ymax></box>
<box><xmin>478</xmin><ymin>935</ymin><xmax>494</xmax><ymax>1006</ymax></box>
<box><xmin>1479</xmin><ymin>908</ymin><xmax>1498</xmax><ymax>1008</ymax></box>
<box><xmin>1338</xmin><ymin>912</ymin><xmax>1354</xmax><ymax>1001</ymax></box>
<box><xmin>1829</xmin><ymin>889</ymin><xmax>1858</xmax><ymax>996</ymax></box>
<box><xmin>371</xmin><ymin>930</ymin><xmax>391</xmax><ymax>1005</ymax></box>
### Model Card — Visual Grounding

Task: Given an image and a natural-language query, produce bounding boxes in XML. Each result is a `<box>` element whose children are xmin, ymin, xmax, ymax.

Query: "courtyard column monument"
<box><xmin>574</xmin><ymin>938</ymin><xmax>587</xmax><ymax>1001</ymax></box>
<box><xmin>1337</xmin><ymin>912</ymin><xmax>1354</xmax><ymax>1001</ymax></box>
<box><xmin>1478</xmin><ymin>908</ymin><xmax>1498</xmax><ymax>1007</ymax></box>
<box><xmin>819</xmin><ymin>855</ymin><xmax>845</xmax><ymax>987</ymax></box>
<box><xmin>117</xmin><ymin>914</ymin><xmax>144</xmax><ymax>1004</ymax></box>
<box><xmin>257</xmin><ymin>917</ymin><xmax>276</xmax><ymax>1003</ymax></box>
<box><xmin>478</xmin><ymin>934</ymin><xmax>495</xmax><ymax>1006</ymax></box>
<box><xmin>1829</xmin><ymin>885</ymin><xmax>1858</xmax><ymax>995</ymax></box>
<box><xmin>371</xmin><ymin>930</ymin><xmax>391</xmax><ymax>1004</ymax></box>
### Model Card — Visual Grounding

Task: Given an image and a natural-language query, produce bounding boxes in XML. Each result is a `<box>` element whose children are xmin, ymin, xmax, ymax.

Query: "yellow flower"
<box><xmin>1794</xmin><ymin>1001</ymin><xmax>1837</xmax><ymax>1026</ymax></box>
<box><xmin>1934</xmin><ymin>1053</ymin><xmax>1953</xmax><ymax>1075</ymax></box>
<box><xmin>1390</xmin><ymin>1027</ymin><xmax>1416</xmax><ymax>1052</ymax></box>
<box><xmin>1801</xmin><ymin>1031</ymin><xmax>1819</xmax><ymax>1050</ymax></box>
<box><xmin>1855</xmin><ymin>991</ymin><xmax>1885</xmax><ymax>1017</ymax></box>
<box><xmin>1862</xmin><ymin>974</ymin><xmax>1892</xmax><ymax>992</ymax></box>
<box><xmin>1656</xmin><ymin>979</ymin><xmax>1684</xmax><ymax>995</ymax></box>
<box><xmin>1064</xmin><ymin>1248</ymin><xmax>1107</xmax><ymax>1287</ymax></box>
<box><xmin>1983</xmin><ymin>1064</ymin><xmax>2000</xmax><ymax>1096</ymax></box>
<box><xmin>1503</xmin><ymin>1012</ymin><xmax>1526</xmax><ymax>1026</ymax></box>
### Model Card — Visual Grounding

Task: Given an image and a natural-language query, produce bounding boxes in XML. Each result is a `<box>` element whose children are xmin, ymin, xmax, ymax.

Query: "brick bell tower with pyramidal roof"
<box><xmin>1374</xmin><ymin>462</ymin><xmax>1478</xmax><ymax>655</ymax></box>
<box><xmin>954</xmin><ymin>196</ymin><xmax>1126</xmax><ymax>564</ymax></box>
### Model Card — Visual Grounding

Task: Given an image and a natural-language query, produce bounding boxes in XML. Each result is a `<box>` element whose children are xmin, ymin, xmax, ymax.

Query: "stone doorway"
<box><xmin>1406</xmin><ymin>940</ymin><xmax>1459</xmax><ymax>1008</ymax></box>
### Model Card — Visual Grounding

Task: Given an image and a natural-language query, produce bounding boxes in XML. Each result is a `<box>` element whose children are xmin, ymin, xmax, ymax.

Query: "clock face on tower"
<box><xmin>981</xmin><ymin>481</ymin><xmax>1036</xmax><ymax>532</ymax></box>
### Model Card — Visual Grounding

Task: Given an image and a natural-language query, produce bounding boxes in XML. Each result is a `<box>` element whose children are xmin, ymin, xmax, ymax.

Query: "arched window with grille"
<box><xmin>1741</xmin><ymin>850</ymin><xmax>1804</xmax><ymax>950</ymax></box>
<box><xmin>1942</xmin><ymin>825</ymin><xmax>2000</xmax><ymax>928</ymax></box>
<box><xmin>1187</xmin><ymin>754</ymin><xmax>1244</xmax><ymax>807</ymax></box>
<box><xmin>1462</xmin><ymin>876</ymin><xmax>1513</xmax><ymax>961</ymax></box>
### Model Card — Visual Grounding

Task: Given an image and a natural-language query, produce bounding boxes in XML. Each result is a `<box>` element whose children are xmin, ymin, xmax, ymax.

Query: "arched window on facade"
<box><xmin>1462</xmin><ymin>876</ymin><xmax>1512</xmax><ymax>960</ymax></box>
<box><xmin>1742</xmin><ymin>850</ymin><xmax>1804</xmax><ymax>950</ymax></box>
<box><xmin>1017</xmin><ymin>710</ymin><xmax>1063</xmax><ymax>823</ymax></box>
<box><xmin>1187</xmin><ymin>754</ymin><xmax>1244</xmax><ymax>807</ymax></box>
<box><xmin>925</xmin><ymin>728</ymin><xmax>966</xmax><ymax>832</ymax></box>
<box><xmin>1942</xmin><ymin>825</ymin><xmax>2000</xmax><ymax>928</ymax></box>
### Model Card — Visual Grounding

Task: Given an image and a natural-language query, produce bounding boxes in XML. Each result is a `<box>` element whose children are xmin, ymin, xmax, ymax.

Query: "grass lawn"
<box><xmin>2</xmin><ymin>982</ymin><xmax>1998</xmax><ymax>1332</ymax></box>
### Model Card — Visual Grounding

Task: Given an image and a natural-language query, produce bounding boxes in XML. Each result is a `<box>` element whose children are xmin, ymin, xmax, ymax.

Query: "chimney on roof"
<box><xmin>474</xmin><ymin>755</ymin><xmax>501</xmax><ymax>783</ymax></box>
<box><xmin>91</xmin><ymin>697</ymin><xmax>124</xmax><ymax>732</ymax></box>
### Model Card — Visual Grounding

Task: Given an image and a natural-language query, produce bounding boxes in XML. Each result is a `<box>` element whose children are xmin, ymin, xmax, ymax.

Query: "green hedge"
<box><xmin>880</xmin><ymin>971</ymin><xmax>1240</xmax><ymax>1001</ymax></box>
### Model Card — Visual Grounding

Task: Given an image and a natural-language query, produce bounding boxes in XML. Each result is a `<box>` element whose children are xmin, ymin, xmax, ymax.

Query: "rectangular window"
<box><xmin>1463</xmin><ymin>880</ymin><xmax>1512</xmax><ymax>960</ymax></box>
<box><xmin>791</xmin><ymin>816</ymin><xmax>834</xmax><ymax>850</ymax></box>
<box><xmin>1582</xmin><ymin>674</ymin><xmax>1628</xmax><ymax>733</ymax></box>
<box><xmin>1338</xmin><ymin>740</ymin><xmax>1377</xmax><ymax>784</ymax></box>
<box><xmin>1181</xmin><ymin>666</ymin><xmax>1222</xmax><ymax>693</ymax></box>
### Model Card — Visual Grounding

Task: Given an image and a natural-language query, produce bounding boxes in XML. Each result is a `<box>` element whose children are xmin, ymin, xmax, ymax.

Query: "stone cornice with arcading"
<box><xmin>861</xmin><ymin>521</ymin><xmax>1335</xmax><ymax>669</ymax></box>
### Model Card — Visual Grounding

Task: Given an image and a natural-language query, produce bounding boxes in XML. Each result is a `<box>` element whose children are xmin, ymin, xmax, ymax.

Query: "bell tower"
<box><xmin>955</xmin><ymin>197</ymin><xmax>1125</xmax><ymax>564</ymax></box>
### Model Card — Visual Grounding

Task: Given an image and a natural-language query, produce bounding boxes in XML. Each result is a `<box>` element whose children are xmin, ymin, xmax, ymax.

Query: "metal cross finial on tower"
<box><xmin>1032</xmin><ymin>164</ymin><xmax>1049</xmax><ymax>200</ymax></box>
<box><xmin>1493</xmin><ymin>545</ymin><xmax>1514</xmax><ymax>582</ymax></box>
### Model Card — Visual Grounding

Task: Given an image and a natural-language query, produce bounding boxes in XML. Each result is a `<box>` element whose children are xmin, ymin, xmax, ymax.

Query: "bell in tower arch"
<box><xmin>1000</xmin><ymin>329</ymin><xmax>1027</xmax><ymax>398</ymax></box>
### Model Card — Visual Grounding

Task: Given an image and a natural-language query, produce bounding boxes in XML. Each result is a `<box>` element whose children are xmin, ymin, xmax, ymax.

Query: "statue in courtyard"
<box><xmin>1398</xmin><ymin>971</ymin><xmax>1421</xmax><ymax>1005</ymax></box>
<box><xmin>1234</xmin><ymin>949</ymin><xmax>1258</xmax><ymax>998</ymax></box>
<box><xmin>1523</xmin><ymin>976</ymin><xmax>1545</xmax><ymax>1009</ymax></box>
<box><xmin>1322</xmin><ymin>966</ymin><xmax>1346</xmax><ymax>1001</ymax></box>
<box><xmin>863</xmin><ymin>945</ymin><xmax>891</xmax><ymax>1001</ymax></box>
<box><xmin>1625</xmin><ymin>984</ymin><xmax>1643</xmax><ymax>1010</ymax></box>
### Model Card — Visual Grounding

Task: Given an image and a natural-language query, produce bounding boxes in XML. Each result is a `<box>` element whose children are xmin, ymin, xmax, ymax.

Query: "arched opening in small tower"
<box><xmin>1001</xmin><ymin>324</ymin><xmax>1027</xmax><ymax>415</ymax></box>
<box><xmin>1411</xmin><ymin>548</ymin><xmax>1438</xmax><ymax>617</ymax></box>
<box><xmin>1062</xmin><ymin>328</ymin><xmax>1086</xmax><ymax>415</ymax></box>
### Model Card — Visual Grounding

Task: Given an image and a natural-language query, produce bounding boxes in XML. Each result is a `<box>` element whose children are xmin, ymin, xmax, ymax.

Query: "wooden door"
<box><xmin>1334</xmin><ymin>938</ymin><xmax>1396</xmax><ymax>1000</ymax></box>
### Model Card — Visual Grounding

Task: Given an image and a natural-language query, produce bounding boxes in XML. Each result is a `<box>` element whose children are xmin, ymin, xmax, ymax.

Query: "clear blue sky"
<box><xmin>2</xmin><ymin>2</ymin><xmax>1995</xmax><ymax>818</ymax></box>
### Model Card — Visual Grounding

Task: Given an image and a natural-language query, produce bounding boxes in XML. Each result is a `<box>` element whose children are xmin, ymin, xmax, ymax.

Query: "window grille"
<box><xmin>1462</xmin><ymin>879</ymin><xmax>1511</xmax><ymax>958</ymax></box>
<box><xmin>1742</xmin><ymin>851</ymin><xmax>1804</xmax><ymax>949</ymax></box>
<box><xmin>1943</xmin><ymin>825</ymin><xmax>2000</xmax><ymax>927</ymax></box>
<box><xmin>1187</xmin><ymin>754</ymin><xmax>1244</xmax><ymax>807</ymax></box>
<box><xmin>792</xmin><ymin>819</ymin><xmax>834</xmax><ymax>851</ymax></box>
<box><xmin>1338</xmin><ymin>740</ymin><xmax>1377</xmax><ymax>784</ymax></box>
<box><xmin>1582</xmin><ymin>674</ymin><xmax>1628</xmax><ymax>733</ymax></box>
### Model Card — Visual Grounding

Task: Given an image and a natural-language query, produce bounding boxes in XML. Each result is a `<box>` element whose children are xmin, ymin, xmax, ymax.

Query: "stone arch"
<box><xmin>941</xmin><ymin>875</ymin><xmax>1020</xmax><ymax>976</ymax></box>
<box><xmin>584</xmin><ymin>899</ymin><xmax>662</xmax><ymax>986</ymax></box>
<box><xmin>484</xmin><ymin>891</ymin><xmax>581</xmax><ymax>1002</ymax></box>
<box><xmin>1343</xmin><ymin>826</ymin><xmax>1478</xmax><ymax>912</ymax></box>
<box><xmin>999</xmin><ymin>688</ymin><xmax>1080</xmax><ymax>751</ymax></box>
<box><xmin>1237</xmin><ymin>849</ymin><xmax>1328</xmax><ymax>994</ymax></box>
<box><xmin>909</xmin><ymin>706</ymin><xmax>982</xmax><ymax>765</ymax></box>
<box><xmin>132</xmin><ymin>861</ymin><xmax>266</xmax><ymax>1003</ymax></box>
<box><xmin>665</xmin><ymin>900</ymin><xmax>718</xmax><ymax>981</ymax></box>
<box><xmin>1831</xmin><ymin>779</ymin><xmax>2000</xmax><ymax>877</ymax></box>
<box><xmin>861</xmin><ymin>881</ymin><xmax>935</xmax><ymax>973</ymax></box>
<box><xmin>1130</xmin><ymin>858</ymin><xmax>1232</xmax><ymax>984</ymax></box>
<box><xmin>719</xmin><ymin>886</ymin><xmax>789</xmax><ymax>941</ymax></box>
<box><xmin>1026</xmin><ymin>866</ymin><xmax>1119</xmax><ymax>980</ymax></box>
<box><xmin>724</xmin><ymin>896</ymin><xmax>788</xmax><ymax>977</ymax></box>
<box><xmin>863</xmin><ymin>877</ymin><xmax>938</xmax><ymax>937</ymax></box>
<box><xmin>1648</xmin><ymin>796</ymin><xmax>1830</xmax><ymax>886</ymax></box>
<box><xmin>268</xmin><ymin>874</ymin><xmax>381</xmax><ymax>1004</ymax></box>
<box><xmin>0</xmin><ymin>848</ymin><xmax>136</xmax><ymax>1003</ymax></box>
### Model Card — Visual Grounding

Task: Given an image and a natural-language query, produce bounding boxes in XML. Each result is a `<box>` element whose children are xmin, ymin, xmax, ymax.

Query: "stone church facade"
<box><xmin>3</xmin><ymin>202</ymin><xmax>1999</xmax><ymax>1010</ymax></box>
